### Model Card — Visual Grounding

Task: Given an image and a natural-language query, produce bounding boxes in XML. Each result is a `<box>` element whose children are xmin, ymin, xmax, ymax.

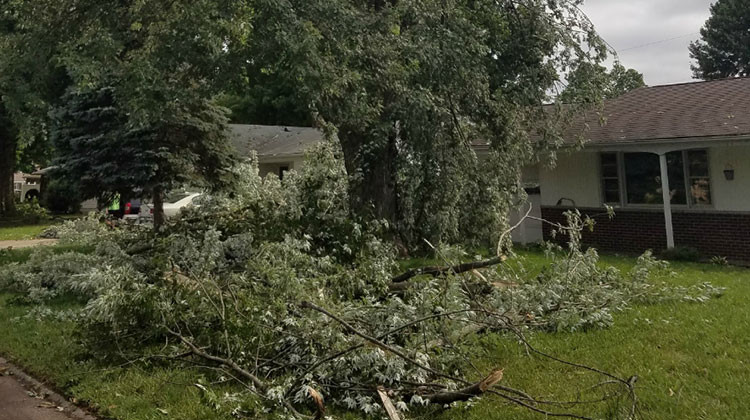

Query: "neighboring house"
<box><xmin>538</xmin><ymin>77</ymin><xmax>750</xmax><ymax>261</ymax></box>
<box><xmin>12</xmin><ymin>172</ymin><xmax>41</xmax><ymax>202</ymax></box>
<box><xmin>229</xmin><ymin>125</ymin><xmax>328</xmax><ymax>179</ymax></box>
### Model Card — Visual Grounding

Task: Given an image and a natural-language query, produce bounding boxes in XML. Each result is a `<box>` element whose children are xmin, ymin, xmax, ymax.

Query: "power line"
<box><xmin>618</xmin><ymin>32</ymin><xmax>700</xmax><ymax>54</ymax></box>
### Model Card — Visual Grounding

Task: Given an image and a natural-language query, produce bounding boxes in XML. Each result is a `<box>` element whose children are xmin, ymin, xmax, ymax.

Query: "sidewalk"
<box><xmin>0</xmin><ymin>239</ymin><xmax>58</xmax><ymax>250</ymax></box>
<box><xmin>0</xmin><ymin>358</ymin><xmax>95</xmax><ymax>420</ymax></box>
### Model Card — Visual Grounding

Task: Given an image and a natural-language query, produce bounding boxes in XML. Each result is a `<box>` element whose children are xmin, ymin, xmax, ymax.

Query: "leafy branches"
<box><xmin>0</xmin><ymin>193</ymin><xmax>724</xmax><ymax>419</ymax></box>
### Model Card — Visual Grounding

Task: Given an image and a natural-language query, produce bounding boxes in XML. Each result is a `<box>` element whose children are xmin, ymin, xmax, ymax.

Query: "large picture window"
<box><xmin>600</xmin><ymin>150</ymin><xmax>711</xmax><ymax>206</ymax></box>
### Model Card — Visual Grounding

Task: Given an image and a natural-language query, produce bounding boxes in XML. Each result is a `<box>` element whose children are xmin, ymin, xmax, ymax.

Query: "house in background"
<box><xmin>229</xmin><ymin>125</ymin><xmax>327</xmax><ymax>179</ymax></box>
<box><xmin>538</xmin><ymin>77</ymin><xmax>750</xmax><ymax>261</ymax></box>
<box><xmin>12</xmin><ymin>172</ymin><xmax>41</xmax><ymax>202</ymax></box>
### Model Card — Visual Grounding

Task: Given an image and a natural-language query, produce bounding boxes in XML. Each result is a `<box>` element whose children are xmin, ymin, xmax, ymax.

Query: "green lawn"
<box><xmin>0</xmin><ymin>224</ymin><xmax>52</xmax><ymax>241</ymax></box>
<box><xmin>0</xmin><ymin>248</ymin><xmax>748</xmax><ymax>419</ymax></box>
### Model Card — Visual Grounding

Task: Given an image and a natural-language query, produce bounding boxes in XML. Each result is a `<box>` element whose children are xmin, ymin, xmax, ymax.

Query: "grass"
<box><xmin>0</xmin><ymin>224</ymin><xmax>53</xmax><ymax>241</ymax></box>
<box><xmin>0</xmin><ymin>248</ymin><xmax>749</xmax><ymax>419</ymax></box>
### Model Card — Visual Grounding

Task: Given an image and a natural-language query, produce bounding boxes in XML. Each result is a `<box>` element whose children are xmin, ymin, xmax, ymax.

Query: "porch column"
<box><xmin>658</xmin><ymin>153</ymin><xmax>675</xmax><ymax>249</ymax></box>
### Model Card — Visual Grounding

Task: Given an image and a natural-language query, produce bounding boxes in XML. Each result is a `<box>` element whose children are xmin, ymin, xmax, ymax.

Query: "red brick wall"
<box><xmin>541</xmin><ymin>206</ymin><xmax>750</xmax><ymax>261</ymax></box>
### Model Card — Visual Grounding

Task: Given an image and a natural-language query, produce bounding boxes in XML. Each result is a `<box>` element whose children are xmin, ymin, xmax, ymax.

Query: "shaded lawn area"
<box><xmin>0</xmin><ymin>248</ymin><xmax>748</xmax><ymax>419</ymax></box>
<box><xmin>0</xmin><ymin>224</ymin><xmax>52</xmax><ymax>241</ymax></box>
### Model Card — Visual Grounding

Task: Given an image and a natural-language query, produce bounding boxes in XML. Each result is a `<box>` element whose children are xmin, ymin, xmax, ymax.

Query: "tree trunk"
<box><xmin>338</xmin><ymin>130</ymin><xmax>399</xmax><ymax>227</ymax></box>
<box><xmin>0</xmin><ymin>108</ymin><xmax>17</xmax><ymax>217</ymax></box>
<box><xmin>152</xmin><ymin>186</ymin><xmax>165</xmax><ymax>231</ymax></box>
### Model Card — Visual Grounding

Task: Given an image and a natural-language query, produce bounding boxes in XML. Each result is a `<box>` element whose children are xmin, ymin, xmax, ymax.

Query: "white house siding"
<box><xmin>709</xmin><ymin>145</ymin><xmax>750</xmax><ymax>212</ymax></box>
<box><xmin>537</xmin><ymin>145</ymin><xmax>750</xmax><ymax>213</ymax></box>
<box><xmin>539</xmin><ymin>151</ymin><xmax>602</xmax><ymax>208</ymax></box>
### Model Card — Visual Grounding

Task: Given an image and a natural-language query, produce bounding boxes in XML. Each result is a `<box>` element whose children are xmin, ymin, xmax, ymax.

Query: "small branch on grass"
<box><xmin>419</xmin><ymin>369</ymin><xmax>504</xmax><ymax>404</ymax></box>
<box><xmin>391</xmin><ymin>255</ymin><xmax>507</xmax><ymax>284</ymax></box>
<box><xmin>167</xmin><ymin>328</ymin><xmax>312</xmax><ymax>419</ymax></box>
<box><xmin>300</xmin><ymin>301</ymin><xmax>510</xmax><ymax>405</ymax></box>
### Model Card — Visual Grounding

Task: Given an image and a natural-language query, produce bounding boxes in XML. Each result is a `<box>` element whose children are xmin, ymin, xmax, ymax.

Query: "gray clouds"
<box><xmin>581</xmin><ymin>0</ymin><xmax>714</xmax><ymax>86</ymax></box>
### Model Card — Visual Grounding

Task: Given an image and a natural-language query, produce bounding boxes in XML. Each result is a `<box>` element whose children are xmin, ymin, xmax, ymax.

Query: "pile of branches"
<box><xmin>0</xmin><ymin>155</ymin><xmax>724</xmax><ymax>420</ymax></box>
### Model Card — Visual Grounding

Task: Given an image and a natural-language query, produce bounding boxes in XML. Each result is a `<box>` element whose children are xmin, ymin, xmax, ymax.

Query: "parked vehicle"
<box><xmin>138</xmin><ymin>192</ymin><xmax>202</xmax><ymax>220</ymax></box>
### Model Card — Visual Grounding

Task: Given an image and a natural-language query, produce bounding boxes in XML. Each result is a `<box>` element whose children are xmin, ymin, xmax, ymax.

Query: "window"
<box><xmin>600</xmin><ymin>150</ymin><xmax>710</xmax><ymax>207</ymax></box>
<box><xmin>687</xmin><ymin>150</ymin><xmax>711</xmax><ymax>205</ymax></box>
<box><xmin>600</xmin><ymin>153</ymin><xmax>621</xmax><ymax>204</ymax></box>
<box><xmin>279</xmin><ymin>165</ymin><xmax>290</xmax><ymax>180</ymax></box>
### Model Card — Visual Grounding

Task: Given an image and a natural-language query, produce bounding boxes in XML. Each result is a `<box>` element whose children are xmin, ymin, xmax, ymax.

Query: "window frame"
<box><xmin>598</xmin><ymin>152</ymin><xmax>624</xmax><ymax>206</ymax></box>
<box><xmin>598</xmin><ymin>149</ymin><xmax>712</xmax><ymax>209</ymax></box>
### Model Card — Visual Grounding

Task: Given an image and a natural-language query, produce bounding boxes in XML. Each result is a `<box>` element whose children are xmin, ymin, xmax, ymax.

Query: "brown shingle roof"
<box><xmin>229</xmin><ymin>124</ymin><xmax>327</xmax><ymax>158</ymax></box>
<box><xmin>570</xmin><ymin>77</ymin><xmax>750</xmax><ymax>145</ymax></box>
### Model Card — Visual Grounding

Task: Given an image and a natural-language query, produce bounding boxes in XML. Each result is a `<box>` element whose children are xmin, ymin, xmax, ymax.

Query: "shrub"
<box><xmin>14</xmin><ymin>200</ymin><xmax>51</xmax><ymax>224</ymax></box>
<box><xmin>711</xmin><ymin>255</ymin><xmax>729</xmax><ymax>266</ymax></box>
<box><xmin>660</xmin><ymin>245</ymin><xmax>701</xmax><ymax>262</ymax></box>
<box><xmin>42</xmin><ymin>178</ymin><xmax>83</xmax><ymax>214</ymax></box>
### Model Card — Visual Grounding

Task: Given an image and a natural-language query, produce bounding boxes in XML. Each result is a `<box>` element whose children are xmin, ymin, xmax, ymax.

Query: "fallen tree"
<box><xmin>0</xmin><ymin>157</ymin><xmax>724</xmax><ymax>420</ymax></box>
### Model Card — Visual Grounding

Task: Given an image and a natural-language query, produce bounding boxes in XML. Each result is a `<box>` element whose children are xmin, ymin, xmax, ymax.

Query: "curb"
<box><xmin>0</xmin><ymin>357</ymin><xmax>99</xmax><ymax>420</ymax></box>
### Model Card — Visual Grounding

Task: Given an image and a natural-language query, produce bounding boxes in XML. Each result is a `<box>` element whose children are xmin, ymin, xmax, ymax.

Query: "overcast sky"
<box><xmin>581</xmin><ymin>0</ymin><xmax>715</xmax><ymax>86</ymax></box>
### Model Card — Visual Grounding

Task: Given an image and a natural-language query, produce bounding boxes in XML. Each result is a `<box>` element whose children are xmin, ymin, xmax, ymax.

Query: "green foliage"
<box><xmin>660</xmin><ymin>245</ymin><xmax>702</xmax><ymax>263</ymax></box>
<box><xmin>42</xmin><ymin>178</ymin><xmax>82</xmax><ymax>214</ymax></box>
<box><xmin>711</xmin><ymin>255</ymin><xmax>730</xmax><ymax>266</ymax></box>
<box><xmin>690</xmin><ymin>0</ymin><xmax>750</xmax><ymax>80</ymax></box>
<box><xmin>560</xmin><ymin>61</ymin><xmax>646</xmax><ymax>103</ymax></box>
<box><xmin>50</xmin><ymin>87</ymin><xmax>235</xmax><ymax>205</ymax></box>
<box><xmin>246</xmin><ymin>0</ymin><xmax>611</xmax><ymax>248</ymax></box>
<box><xmin>14</xmin><ymin>200</ymin><xmax>51</xmax><ymax>225</ymax></box>
<box><xmin>175</xmin><ymin>142</ymin><xmax>389</xmax><ymax>263</ymax></box>
<box><xmin>0</xmin><ymin>204</ymin><xmax>725</xmax><ymax>418</ymax></box>
<box><xmin>5</xmin><ymin>0</ymin><xmax>252</xmax><ymax>225</ymax></box>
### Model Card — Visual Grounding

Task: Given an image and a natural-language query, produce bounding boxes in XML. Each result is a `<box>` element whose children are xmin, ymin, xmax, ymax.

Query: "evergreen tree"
<box><xmin>690</xmin><ymin>0</ymin><xmax>750</xmax><ymax>80</ymax></box>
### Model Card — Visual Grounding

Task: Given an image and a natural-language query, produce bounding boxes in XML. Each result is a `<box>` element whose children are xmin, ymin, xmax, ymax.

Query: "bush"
<box><xmin>660</xmin><ymin>245</ymin><xmax>701</xmax><ymax>262</ymax></box>
<box><xmin>43</xmin><ymin>178</ymin><xmax>83</xmax><ymax>214</ymax></box>
<box><xmin>14</xmin><ymin>200</ymin><xmax>51</xmax><ymax>224</ymax></box>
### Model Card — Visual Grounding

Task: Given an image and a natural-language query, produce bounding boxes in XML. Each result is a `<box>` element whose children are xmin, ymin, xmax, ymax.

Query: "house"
<box><xmin>232</xmin><ymin>77</ymin><xmax>750</xmax><ymax>260</ymax></box>
<box><xmin>12</xmin><ymin>172</ymin><xmax>41</xmax><ymax>202</ymax></box>
<box><xmin>229</xmin><ymin>124</ymin><xmax>327</xmax><ymax>179</ymax></box>
<box><xmin>537</xmin><ymin>77</ymin><xmax>750</xmax><ymax>261</ymax></box>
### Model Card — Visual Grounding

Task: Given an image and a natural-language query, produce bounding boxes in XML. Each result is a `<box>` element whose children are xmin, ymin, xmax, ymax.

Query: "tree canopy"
<box><xmin>245</xmin><ymin>0</ymin><xmax>609</xmax><ymax>248</ymax></box>
<box><xmin>560</xmin><ymin>61</ymin><xmax>646</xmax><ymax>103</ymax></box>
<box><xmin>2</xmin><ymin>0</ymin><xmax>252</xmax><ymax>225</ymax></box>
<box><xmin>690</xmin><ymin>0</ymin><xmax>750</xmax><ymax>80</ymax></box>
<box><xmin>3</xmin><ymin>0</ymin><xmax>614</xmax><ymax>243</ymax></box>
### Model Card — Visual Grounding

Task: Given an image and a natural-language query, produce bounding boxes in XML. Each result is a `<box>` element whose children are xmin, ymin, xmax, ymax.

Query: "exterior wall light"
<box><xmin>724</xmin><ymin>167</ymin><xmax>735</xmax><ymax>181</ymax></box>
